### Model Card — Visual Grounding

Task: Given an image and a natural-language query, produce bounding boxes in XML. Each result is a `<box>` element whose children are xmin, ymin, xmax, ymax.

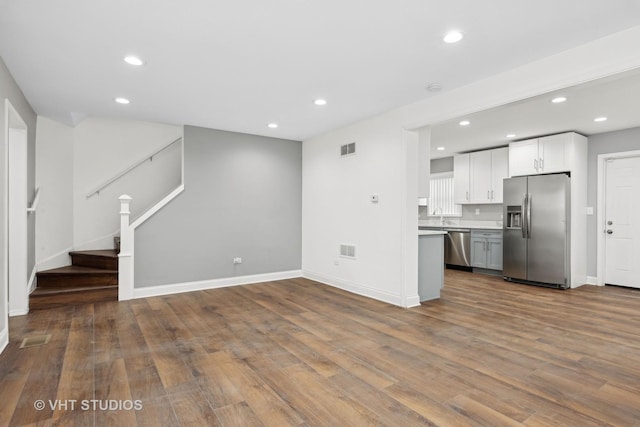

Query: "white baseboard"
<box><xmin>36</xmin><ymin>247</ymin><xmax>73</xmax><ymax>272</ymax></box>
<box><xmin>404</xmin><ymin>295</ymin><xmax>422</xmax><ymax>308</ymax></box>
<box><xmin>132</xmin><ymin>270</ymin><xmax>303</xmax><ymax>299</ymax></box>
<box><xmin>586</xmin><ymin>276</ymin><xmax>602</xmax><ymax>286</ymax></box>
<box><xmin>74</xmin><ymin>230</ymin><xmax>119</xmax><ymax>252</ymax></box>
<box><xmin>302</xmin><ymin>270</ymin><xmax>403</xmax><ymax>307</ymax></box>
<box><xmin>9</xmin><ymin>308</ymin><xmax>29</xmax><ymax>317</ymax></box>
<box><xmin>0</xmin><ymin>327</ymin><xmax>8</xmax><ymax>354</ymax></box>
<box><xmin>28</xmin><ymin>265</ymin><xmax>37</xmax><ymax>294</ymax></box>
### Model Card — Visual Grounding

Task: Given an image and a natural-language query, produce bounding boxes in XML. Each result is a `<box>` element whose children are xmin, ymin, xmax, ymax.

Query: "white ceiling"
<box><xmin>1</xmin><ymin>1</ymin><xmax>640</xmax><ymax>141</ymax></box>
<box><xmin>429</xmin><ymin>67</ymin><xmax>640</xmax><ymax>158</ymax></box>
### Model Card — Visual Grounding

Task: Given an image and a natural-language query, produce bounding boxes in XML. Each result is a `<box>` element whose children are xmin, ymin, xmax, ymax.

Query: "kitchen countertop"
<box><xmin>418</xmin><ymin>230</ymin><xmax>448</xmax><ymax>236</ymax></box>
<box><xmin>418</xmin><ymin>219</ymin><xmax>503</xmax><ymax>230</ymax></box>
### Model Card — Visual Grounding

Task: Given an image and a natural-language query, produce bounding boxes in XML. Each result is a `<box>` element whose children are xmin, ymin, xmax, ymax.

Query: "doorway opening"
<box><xmin>597</xmin><ymin>150</ymin><xmax>640</xmax><ymax>288</ymax></box>
<box><xmin>5</xmin><ymin>99</ymin><xmax>29</xmax><ymax>315</ymax></box>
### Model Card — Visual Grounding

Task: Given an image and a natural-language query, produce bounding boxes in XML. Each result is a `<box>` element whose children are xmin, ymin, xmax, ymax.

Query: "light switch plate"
<box><xmin>586</xmin><ymin>207</ymin><xmax>594</xmax><ymax>215</ymax></box>
<box><xmin>371</xmin><ymin>195</ymin><xmax>379</xmax><ymax>203</ymax></box>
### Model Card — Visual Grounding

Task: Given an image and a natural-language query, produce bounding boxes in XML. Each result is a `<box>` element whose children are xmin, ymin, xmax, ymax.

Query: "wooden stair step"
<box><xmin>70</xmin><ymin>249</ymin><xmax>118</xmax><ymax>270</ymax></box>
<box><xmin>30</xmin><ymin>285</ymin><xmax>118</xmax><ymax>310</ymax></box>
<box><xmin>36</xmin><ymin>266</ymin><xmax>118</xmax><ymax>288</ymax></box>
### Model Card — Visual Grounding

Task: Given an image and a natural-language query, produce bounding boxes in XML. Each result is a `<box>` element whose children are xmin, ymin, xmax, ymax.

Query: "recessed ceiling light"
<box><xmin>267</xmin><ymin>123</ymin><xmax>279</xmax><ymax>129</ymax></box>
<box><xmin>124</xmin><ymin>56</ymin><xmax>144</xmax><ymax>66</ymax></box>
<box><xmin>115</xmin><ymin>97</ymin><xmax>130</xmax><ymax>104</ymax></box>
<box><xmin>459</xmin><ymin>120</ymin><xmax>470</xmax><ymax>126</ymax></box>
<box><xmin>443</xmin><ymin>31</ymin><xmax>463</xmax><ymax>44</ymax></box>
<box><xmin>436</xmin><ymin>146</ymin><xmax>445</xmax><ymax>151</ymax></box>
<box><xmin>506</xmin><ymin>134</ymin><xmax>516</xmax><ymax>138</ymax></box>
<box><xmin>551</xmin><ymin>96</ymin><xmax>567</xmax><ymax>103</ymax></box>
<box><xmin>313</xmin><ymin>99</ymin><xmax>327</xmax><ymax>106</ymax></box>
<box><xmin>426</xmin><ymin>83</ymin><xmax>442</xmax><ymax>92</ymax></box>
<box><xmin>594</xmin><ymin>116</ymin><xmax>607</xmax><ymax>122</ymax></box>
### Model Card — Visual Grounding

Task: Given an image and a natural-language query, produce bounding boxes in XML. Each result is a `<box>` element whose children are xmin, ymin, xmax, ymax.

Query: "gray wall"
<box><xmin>431</xmin><ymin>157</ymin><xmax>454</xmax><ymax>174</ymax></box>
<box><xmin>134</xmin><ymin>126</ymin><xmax>302</xmax><ymax>287</ymax></box>
<box><xmin>0</xmin><ymin>57</ymin><xmax>37</xmax><ymax>325</ymax></box>
<box><xmin>586</xmin><ymin>127</ymin><xmax>640</xmax><ymax>277</ymax></box>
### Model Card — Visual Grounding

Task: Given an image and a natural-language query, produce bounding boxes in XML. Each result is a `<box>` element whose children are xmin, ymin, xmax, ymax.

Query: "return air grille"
<box><xmin>340</xmin><ymin>244</ymin><xmax>356</xmax><ymax>258</ymax></box>
<box><xmin>340</xmin><ymin>142</ymin><xmax>356</xmax><ymax>156</ymax></box>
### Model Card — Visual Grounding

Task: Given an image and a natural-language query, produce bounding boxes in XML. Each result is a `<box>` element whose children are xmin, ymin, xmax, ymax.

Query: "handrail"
<box><xmin>27</xmin><ymin>187</ymin><xmax>40</xmax><ymax>214</ymax></box>
<box><xmin>86</xmin><ymin>137</ymin><xmax>182</xmax><ymax>199</ymax></box>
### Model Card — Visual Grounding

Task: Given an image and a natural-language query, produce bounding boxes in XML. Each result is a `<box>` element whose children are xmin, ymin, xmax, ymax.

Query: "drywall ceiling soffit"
<box><xmin>1</xmin><ymin>1</ymin><xmax>640</xmax><ymax>141</ymax></box>
<box><xmin>428</xmin><ymin>67</ymin><xmax>640</xmax><ymax>158</ymax></box>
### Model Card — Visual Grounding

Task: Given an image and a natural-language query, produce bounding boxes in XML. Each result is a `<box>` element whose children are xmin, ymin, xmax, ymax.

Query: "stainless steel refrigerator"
<box><xmin>503</xmin><ymin>173</ymin><xmax>570</xmax><ymax>289</ymax></box>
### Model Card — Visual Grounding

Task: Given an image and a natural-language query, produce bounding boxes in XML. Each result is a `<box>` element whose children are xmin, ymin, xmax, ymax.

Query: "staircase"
<box><xmin>30</xmin><ymin>250</ymin><xmax>118</xmax><ymax>310</ymax></box>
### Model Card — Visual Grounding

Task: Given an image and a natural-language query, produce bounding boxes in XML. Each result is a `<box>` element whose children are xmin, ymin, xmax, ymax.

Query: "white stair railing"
<box><xmin>118</xmin><ymin>195</ymin><xmax>134</xmax><ymax>300</ymax></box>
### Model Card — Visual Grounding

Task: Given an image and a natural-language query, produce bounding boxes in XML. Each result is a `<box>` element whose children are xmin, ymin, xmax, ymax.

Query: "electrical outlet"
<box><xmin>371</xmin><ymin>194</ymin><xmax>379</xmax><ymax>203</ymax></box>
<box><xmin>233</xmin><ymin>257</ymin><xmax>242</xmax><ymax>264</ymax></box>
<box><xmin>475</xmin><ymin>208</ymin><xmax>480</xmax><ymax>215</ymax></box>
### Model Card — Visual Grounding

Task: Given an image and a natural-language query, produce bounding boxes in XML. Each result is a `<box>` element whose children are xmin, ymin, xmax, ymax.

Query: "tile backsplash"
<box><xmin>419</xmin><ymin>204</ymin><xmax>503</xmax><ymax>221</ymax></box>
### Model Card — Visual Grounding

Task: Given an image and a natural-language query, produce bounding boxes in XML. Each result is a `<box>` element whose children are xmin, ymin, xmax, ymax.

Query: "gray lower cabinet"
<box><xmin>470</xmin><ymin>230</ymin><xmax>503</xmax><ymax>270</ymax></box>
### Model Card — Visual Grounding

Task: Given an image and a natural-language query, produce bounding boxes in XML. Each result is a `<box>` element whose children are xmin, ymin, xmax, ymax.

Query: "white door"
<box><xmin>604</xmin><ymin>156</ymin><xmax>640</xmax><ymax>288</ymax></box>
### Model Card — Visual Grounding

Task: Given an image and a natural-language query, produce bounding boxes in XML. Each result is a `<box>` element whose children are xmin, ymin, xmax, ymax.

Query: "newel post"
<box><xmin>118</xmin><ymin>195</ymin><xmax>134</xmax><ymax>300</ymax></box>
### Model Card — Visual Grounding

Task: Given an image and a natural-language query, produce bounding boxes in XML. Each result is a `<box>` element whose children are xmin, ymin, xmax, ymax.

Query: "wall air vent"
<box><xmin>340</xmin><ymin>142</ymin><xmax>356</xmax><ymax>157</ymax></box>
<box><xmin>340</xmin><ymin>244</ymin><xmax>356</xmax><ymax>258</ymax></box>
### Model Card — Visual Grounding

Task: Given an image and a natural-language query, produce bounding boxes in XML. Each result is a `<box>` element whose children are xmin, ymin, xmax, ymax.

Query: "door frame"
<box><xmin>596</xmin><ymin>150</ymin><xmax>640</xmax><ymax>286</ymax></box>
<box><xmin>4</xmin><ymin>99</ymin><xmax>29</xmax><ymax>316</ymax></box>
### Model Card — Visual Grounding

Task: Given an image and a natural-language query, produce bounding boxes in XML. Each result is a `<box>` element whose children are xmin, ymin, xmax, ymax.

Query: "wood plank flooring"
<box><xmin>2</xmin><ymin>270</ymin><xmax>640</xmax><ymax>426</ymax></box>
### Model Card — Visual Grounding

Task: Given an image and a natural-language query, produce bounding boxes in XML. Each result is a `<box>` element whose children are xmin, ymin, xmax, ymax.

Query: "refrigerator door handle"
<box><xmin>527</xmin><ymin>194</ymin><xmax>532</xmax><ymax>238</ymax></box>
<box><xmin>522</xmin><ymin>195</ymin><xmax>527</xmax><ymax>238</ymax></box>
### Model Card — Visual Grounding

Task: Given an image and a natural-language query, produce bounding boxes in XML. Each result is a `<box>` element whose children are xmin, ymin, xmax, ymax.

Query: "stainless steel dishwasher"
<box><xmin>419</xmin><ymin>227</ymin><xmax>471</xmax><ymax>267</ymax></box>
<box><xmin>444</xmin><ymin>228</ymin><xmax>471</xmax><ymax>267</ymax></box>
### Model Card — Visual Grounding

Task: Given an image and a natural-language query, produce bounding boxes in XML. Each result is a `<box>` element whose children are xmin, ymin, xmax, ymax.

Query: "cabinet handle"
<box><xmin>491</xmin><ymin>190</ymin><xmax>494</xmax><ymax>200</ymax></box>
<box><xmin>539</xmin><ymin>158</ymin><xmax>544</xmax><ymax>171</ymax></box>
<box><xmin>487</xmin><ymin>190</ymin><xmax>490</xmax><ymax>200</ymax></box>
<box><xmin>534</xmin><ymin>159</ymin><xmax>538</xmax><ymax>171</ymax></box>
<box><xmin>466</xmin><ymin>191</ymin><xmax>469</xmax><ymax>201</ymax></box>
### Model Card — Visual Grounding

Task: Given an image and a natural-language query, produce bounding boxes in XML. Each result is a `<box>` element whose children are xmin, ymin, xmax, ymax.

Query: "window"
<box><xmin>428</xmin><ymin>172</ymin><xmax>461</xmax><ymax>217</ymax></box>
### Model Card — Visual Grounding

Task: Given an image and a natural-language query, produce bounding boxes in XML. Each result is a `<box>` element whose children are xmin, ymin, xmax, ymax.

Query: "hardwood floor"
<box><xmin>2</xmin><ymin>270</ymin><xmax>640</xmax><ymax>426</ymax></box>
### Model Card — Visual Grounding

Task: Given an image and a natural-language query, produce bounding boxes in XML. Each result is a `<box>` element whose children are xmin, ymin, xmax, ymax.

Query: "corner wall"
<box><xmin>0</xmin><ymin>56</ymin><xmax>37</xmax><ymax>348</ymax></box>
<box><xmin>133</xmin><ymin>126</ymin><xmax>302</xmax><ymax>288</ymax></box>
<box><xmin>302</xmin><ymin>25</ymin><xmax>640</xmax><ymax>307</ymax></box>
<box><xmin>587</xmin><ymin>127</ymin><xmax>640</xmax><ymax>277</ymax></box>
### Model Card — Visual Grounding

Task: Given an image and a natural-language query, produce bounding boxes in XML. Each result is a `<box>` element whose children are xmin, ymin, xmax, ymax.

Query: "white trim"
<box><xmin>4</xmin><ymin>99</ymin><xmax>29</xmax><ymax>321</ymax></box>
<box><xmin>404</xmin><ymin>295</ymin><xmax>421</xmax><ymax>308</ymax></box>
<box><xmin>74</xmin><ymin>230</ymin><xmax>120</xmax><ymax>252</ymax></box>
<box><xmin>596</xmin><ymin>150</ymin><xmax>640</xmax><ymax>286</ymax></box>
<box><xmin>131</xmin><ymin>184</ymin><xmax>184</xmax><ymax>229</ymax></box>
<box><xmin>36</xmin><ymin>246</ymin><xmax>73</xmax><ymax>271</ymax></box>
<box><xmin>0</xmin><ymin>327</ymin><xmax>7</xmax><ymax>354</ymax></box>
<box><xmin>28</xmin><ymin>265</ymin><xmax>37</xmax><ymax>294</ymax></box>
<box><xmin>132</xmin><ymin>270</ymin><xmax>302</xmax><ymax>299</ymax></box>
<box><xmin>303</xmin><ymin>270</ymin><xmax>403</xmax><ymax>307</ymax></box>
<box><xmin>586</xmin><ymin>276</ymin><xmax>600</xmax><ymax>286</ymax></box>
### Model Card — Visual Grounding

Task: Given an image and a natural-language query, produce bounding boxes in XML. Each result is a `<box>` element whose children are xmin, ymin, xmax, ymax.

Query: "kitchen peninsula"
<box><xmin>418</xmin><ymin>229</ymin><xmax>447</xmax><ymax>301</ymax></box>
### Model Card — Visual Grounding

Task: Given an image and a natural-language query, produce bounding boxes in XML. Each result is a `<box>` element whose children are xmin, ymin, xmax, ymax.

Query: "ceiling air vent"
<box><xmin>340</xmin><ymin>244</ymin><xmax>356</xmax><ymax>258</ymax></box>
<box><xmin>340</xmin><ymin>142</ymin><xmax>356</xmax><ymax>157</ymax></box>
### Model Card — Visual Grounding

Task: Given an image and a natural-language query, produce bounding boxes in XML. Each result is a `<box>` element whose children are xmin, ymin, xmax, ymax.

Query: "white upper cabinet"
<box><xmin>490</xmin><ymin>147</ymin><xmax>509</xmax><ymax>203</ymax></box>
<box><xmin>453</xmin><ymin>153</ymin><xmax>470</xmax><ymax>204</ymax></box>
<box><xmin>508</xmin><ymin>139</ymin><xmax>539</xmax><ymax>176</ymax></box>
<box><xmin>470</xmin><ymin>150</ymin><xmax>492</xmax><ymax>203</ymax></box>
<box><xmin>509</xmin><ymin>133</ymin><xmax>576</xmax><ymax>177</ymax></box>
<box><xmin>455</xmin><ymin>147</ymin><xmax>509</xmax><ymax>204</ymax></box>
